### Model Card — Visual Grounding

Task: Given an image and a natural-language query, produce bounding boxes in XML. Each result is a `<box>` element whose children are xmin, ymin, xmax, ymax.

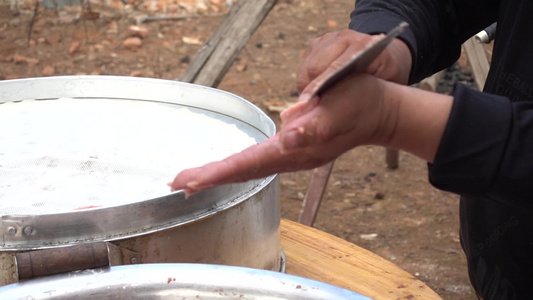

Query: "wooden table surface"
<box><xmin>280</xmin><ymin>219</ymin><xmax>442</xmax><ymax>300</ymax></box>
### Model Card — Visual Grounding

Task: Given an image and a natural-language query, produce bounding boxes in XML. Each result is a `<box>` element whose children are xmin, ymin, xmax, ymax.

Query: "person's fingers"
<box><xmin>281</xmin><ymin>74</ymin><xmax>385</xmax><ymax>152</ymax></box>
<box><xmin>169</xmin><ymin>97</ymin><xmax>352</xmax><ymax>194</ymax></box>
<box><xmin>296</xmin><ymin>30</ymin><xmax>387</xmax><ymax>94</ymax></box>
<box><xmin>168</xmin><ymin>133</ymin><xmax>334</xmax><ymax>195</ymax></box>
<box><xmin>296</xmin><ymin>30</ymin><xmax>373</xmax><ymax>94</ymax></box>
<box><xmin>298</xmin><ymin>49</ymin><xmax>361</xmax><ymax>99</ymax></box>
<box><xmin>295</xmin><ymin>32</ymin><xmax>348</xmax><ymax>93</ymax></box>
<box><xmin>280</xmin><ymin>99</ymin><xmax>338</xmax><ymax>153</ymax></box>
<box><xmin>169</xmin><ymin>74</ymin><xmax>387</xmax><ymax>196</ymax></box>
<box><xmin>287</xmin><ymin>33</ymin><xmax>377</xmax><ymax>125</ymax></box>
<box><xmin>279</xmin><ymin>94</ymin><xmax>319</xmax><ymax>126</ymax></box>
<box><xmin>375</xmin><ymin>38</ymin><xmax>412</xmax><ymax>84</ymax></box>
<box><xmin>170</xmin><ymin>135</ymin><xmax>289</xmax><ymax>194</ymax></box>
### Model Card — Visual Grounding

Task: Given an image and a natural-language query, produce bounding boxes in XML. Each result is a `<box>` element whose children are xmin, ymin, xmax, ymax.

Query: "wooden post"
<box><xmin>179</xmin><ymin>0</ymin><xmax>278</xmax><ymax>88</ymax></box>
<box><xmin>298</xmin><ymin>161</ymin><xmax>335</xmax><ymax>226</ymax></box>
<box><xmin>385</xmin><ymin>148</ymin><xmax>399</xmax><ymax>169</ymax></box>
<box><xmin>462</xmin><ymin>37</ymin><xmax>490</xmax><ymax>90</ymax></box>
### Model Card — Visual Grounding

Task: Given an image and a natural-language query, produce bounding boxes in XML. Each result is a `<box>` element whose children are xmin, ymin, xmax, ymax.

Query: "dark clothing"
<box><xmin>350</xmin><ymin>1</ymin><xmax>533</xmax><ymax>299</ymax></box>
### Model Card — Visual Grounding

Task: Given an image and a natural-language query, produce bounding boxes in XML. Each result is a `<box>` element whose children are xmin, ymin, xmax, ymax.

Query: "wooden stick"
<box><xmin>179</xmin><ymin>0</ymin><xmax>278</xmax><ymax>87</ymax></box>
<box><xmin>27</xmin><ymin>0</ymin><xmax>39</xmax><ymax>47</ymax></box>
<box><xmin>298</xmin><ymin>161</ymin><xmax>334</xmax><ymax>226</ymax></box>
<box><xmin>385</xmin><ymin>148</ymin><xmax>399</xmax><ymax>169</ymax></box>
<box><xmin>135</xmin><ymin>13</ymin><xmax>223</xmax><ymax>25</ymax></box>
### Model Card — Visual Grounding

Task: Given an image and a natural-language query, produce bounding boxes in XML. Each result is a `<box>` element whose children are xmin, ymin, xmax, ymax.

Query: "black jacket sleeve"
<box><xmin>350</xmin><ymin>0</ymin><xmax>533</xmax><ymax>210</ymax></box>
<box><xmin>348</xmin><ymin>0</ymin><xmax>497</xmax><ymax>84</ymax></box>
<box><xmin>430</xmin><ymin>84</ymin><xmax>533</xmax><ymax>211</ymax></box>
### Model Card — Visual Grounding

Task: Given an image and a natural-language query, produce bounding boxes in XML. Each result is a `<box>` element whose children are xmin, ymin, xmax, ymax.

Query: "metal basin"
<box><xmin>0</xmin><ymin>76</ymin><xmax>281</xmax><ymax>285</ymax></box>
<box><xmin>0</xmin><ymin>264</ymin><xmax>371</xmax><ymax>299</ymax></box>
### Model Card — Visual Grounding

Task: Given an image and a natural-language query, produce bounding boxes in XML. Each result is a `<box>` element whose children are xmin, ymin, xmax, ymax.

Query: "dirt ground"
<box><xmin>0</xmin><ymin>1</ymin><xmax>478</xmax><ymax>299</ymax></box>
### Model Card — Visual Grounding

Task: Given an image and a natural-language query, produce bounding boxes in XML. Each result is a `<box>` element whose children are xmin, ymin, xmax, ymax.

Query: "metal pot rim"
<box><xmin>0</xmin><ymin>76</ymin><xmax>277</xmax><ymax>250</ymax></box>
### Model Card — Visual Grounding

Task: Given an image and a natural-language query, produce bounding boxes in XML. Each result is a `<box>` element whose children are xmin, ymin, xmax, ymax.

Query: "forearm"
<box><xmin>380</xmin><ymin>81</ymin><xmax>453</xmax><ymax>163</ymax></box>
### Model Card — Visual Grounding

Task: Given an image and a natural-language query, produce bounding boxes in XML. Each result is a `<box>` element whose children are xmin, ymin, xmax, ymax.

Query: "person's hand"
<box><xmin>169</xmin><ymin>74</ymin><xmax>394</xmax><ymax>195</ymax></box>
<box><xmin>169</xmin><ymin>74</ymin><xmax>389</xmax><ymax>195</ymax></box>
<box><xmin>296</xmin><ymin>29</ymin><xmax>412</xmax><ymax>94</ymax></box>
<box><xmin>169</xmin><ymin>71</ymin><xmax>453</xmax><ymax>196</ymax></box>
<box><xmin>168</xmin><ymin>29</ymin><xmax>452</xmax><ymax>196</ymax></box>
<box><xmin>281</xmin><ymin>29</ymin><xmax>412</xmax><ymax>126</ymax></box>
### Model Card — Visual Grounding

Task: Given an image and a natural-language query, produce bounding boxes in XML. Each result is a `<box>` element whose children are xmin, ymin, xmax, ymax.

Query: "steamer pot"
<box><xmin>0</xmin><ymin>263</ymin><xmax>371</xmax><ymax>299</ymax></box>
<box><xmin>0</xmin><ymin>76</ymin><xmax>281</xmax><ymax>285</ymax></box>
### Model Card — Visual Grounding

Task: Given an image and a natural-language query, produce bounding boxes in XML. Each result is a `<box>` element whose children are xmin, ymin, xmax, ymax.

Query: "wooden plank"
<box><xmin>180</xmin><ymin>0</ymin><xmax>278</xmax><ymax>87</ymax></box>
<box><xmin>385</xmin><ymin>148</ymin><xmax>399</xmax><ymax>169</ymax></box>
<box><xmin>281</xmin><ymin>219</ymin><xmax>443</xmax><ymax>300</ymax></box>
<box><xmin>298</xmin><ymin>161</ymin><xmax>334</xmax><ymax>226</ymax></box>
<box><xmin>179</xmin><ymin>0</ymin><xmax>246</xmax><ymax>84</ymax></box>
<box><xmin>462</xmin><ymin>37</ymin><xmax>490</xmax><ymax>90</ymax></box>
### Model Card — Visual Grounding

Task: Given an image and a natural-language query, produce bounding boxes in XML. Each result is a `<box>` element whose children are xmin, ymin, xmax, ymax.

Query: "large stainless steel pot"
<box><xmin>0</xmin><ymin>76</ymin><xmax>281</xmax><ymax>286</ymax></box>
<box><xmin>0</xmin><ymin>263</ymin><xmax>371</xmax><ymax>299</ymax></box>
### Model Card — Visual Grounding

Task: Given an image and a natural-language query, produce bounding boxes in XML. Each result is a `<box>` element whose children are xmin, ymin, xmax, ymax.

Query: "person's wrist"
<box><xmin>364</xmin><ymin>78</ymin><xmax>402</xmax><ymax>148</ymax></box>
<box><xmin>386</xmin><ymin>38</ymin><xmax>412</xmax><ymax>85</ymax></box>
<box><xmin>384</xmin><ymin>84</ymin><xmax>453</xmax><ymax>162</ymax></box>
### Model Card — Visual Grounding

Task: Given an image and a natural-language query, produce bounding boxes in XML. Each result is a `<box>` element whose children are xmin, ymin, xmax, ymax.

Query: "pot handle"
<box><xmin>15</xmin><ymin>242</ymin><xmax>140</xmax><ymax>281</ymax></box>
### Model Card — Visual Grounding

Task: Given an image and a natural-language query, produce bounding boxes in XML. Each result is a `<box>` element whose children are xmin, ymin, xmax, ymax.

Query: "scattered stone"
<box><xmin>129</xmin><ymin>70</ymin><xmax>143</xmax><ymax>77</ymax></box>
<box><xmin>123</xmin><ymin>37</ymin><xmax>142</xmax><ymax>50</ymax></box>
<box><xmin>364</xmin><ymin>172</ymin><xmax>377</xmax><ymax>182</ymax></box>
<box><xmin>255</xmin><ymin>42</ymin><xmax>263</xmax><ymax>49</ymax></box>
<box><xmin>8</xmin><ymin>18</ymin><xmax>20</xmax><ymax>27</ymax></box>
<box><xmin>46</xmin><ymin>33</ymin><xmax>62</xmax><ymax>45</ymax></box>
<box><xmin>93</xmin><ymin>44</ymin><xmax>105</xmax><ymax>52</ymax></box>
<box><xmin>182</xmin><ymin>36</ymin><xmax>202</xmax><ymax>45</ymax></box>
<box><xmin>69</xmin><ymin>41</ymin><xmax>81</xmax><ymax>54</ymax></box>
<box><xmin>278</xmin><ymin>31</ymin><xmax>285</xmax><ymax>40</ymax></box>
<box><xmin>235</xmin><ymin>63</ymin><xmax>246</xmax><ymax>72</ymax></box>
<box><xmin>197</xmin><ymin>2</ymin><xmax>208</xmax><ymax>12</ymax></box>
<box><xmin>12</xmin><ymin>54</ymin><xmax>27</xmax><ymax>64</ymax></box>
<box><xmin>180</xmin><ymin>55</ymin><xmax>190</xmax><ymax>64</ymax></box>
<box><xmin>58</xmin><ymin>13</ymin><xmax>80</xmax><ymax>24</ymax></box>
<box><xmin>265</xmin><ymin>101</ymin><xmax>291</xmax><ymax>113</ymax></box>
<box><xmin>82</xmin><ymin>11</ymin><xmax>100</xmax><ymax>21</ymax></box>
<box><xmin>28</xmin><ymin>40</ymin><xmax>36</xmax><ymax>47</ymax></box>
<box><xmin>290</xmin><ymin>90</ymin><xmax>299</xmax><ymax>97</ymax></box>
<box><xmin>128</xmin><ymin>25</ymin><xmax>149</xmax><ymax>39</ymax></box>
<box><xmin>73</xmin><ymin>54</ymin><xmax>87</xmax><ymax>62</ymax></box>
<box><xmin>436</xmin><ymin>62</ymin><xmax>476</xmax><ymax>94</ymax></box>
<box><xmin>106</xmin><ymin>21</ymin><xmax>119</xmax><ymax>35</ymax></box>
<box><xmin>360</xmin><ymin>233</ymin><xmax>378</xmax><ymax>241</ymax></box>
<box><xmin>327</xmin><ymin>20</ymin><xmax>338</xmax><ymax>28</ymax></box>
<box><xmin>27</xmin><ymin>58</ymin><xmax>39</xmax><ymax>67</ymax></box>
<box><xmin>374</xmin><ymin>192</ymin><xmax>385</xmax><ymax>200</ymax></box>
<box><xmin>42</xmin><ymin>66</ymin><xmax>55</xmax><ymax>76</ymax></box>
